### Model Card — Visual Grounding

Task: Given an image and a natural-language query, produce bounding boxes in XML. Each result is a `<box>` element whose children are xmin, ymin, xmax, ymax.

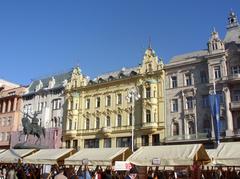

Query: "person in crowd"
<box><xmin>54</xmin><ymin>169</ymin><xmax>67</xmax><ymax>179</ymax></box>
<box><xmin>125</xmin><ymin>166</ymin><xmax>138</xmax><ymax>179</ymax></box>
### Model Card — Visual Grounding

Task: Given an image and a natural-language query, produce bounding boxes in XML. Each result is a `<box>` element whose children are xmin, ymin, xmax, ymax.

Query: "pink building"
<box><xmin>0</xmin><ymin>79</ymin><xmax>26</xmax><ymax>149</ymax></box>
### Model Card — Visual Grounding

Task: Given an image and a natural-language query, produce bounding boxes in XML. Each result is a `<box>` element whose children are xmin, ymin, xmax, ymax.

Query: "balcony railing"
<box><xmin>101</xmin><ymin>127</ymin><xmax>112</xmax><ymax>134</ymax></box>
<box><xmin>230</xmin><ymin>101</ymin><xmax>240</xmax><ymax>110</ymax></box>
<box><xmin>65</xmin><ymin>129</ymin><xmax>77</xmax><ymax>137</ymax></box>
<box><xmin>165</xmin><ymin>133</ymin><xmax>209</xmax><ymax>142</ymax></box>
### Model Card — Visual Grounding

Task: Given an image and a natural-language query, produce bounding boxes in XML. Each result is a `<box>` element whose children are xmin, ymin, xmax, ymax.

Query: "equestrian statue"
<box><xmin>19</xmin><ymin>111</ymin><xmax>46</xmax><ymax>145</ymax></box>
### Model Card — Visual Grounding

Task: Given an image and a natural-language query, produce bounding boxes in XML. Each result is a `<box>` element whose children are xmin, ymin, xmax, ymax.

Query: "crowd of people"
<box><xmin>1</xmin><ymin>164</ymin><xmax>240</xmax><ymax>179</ymax></box>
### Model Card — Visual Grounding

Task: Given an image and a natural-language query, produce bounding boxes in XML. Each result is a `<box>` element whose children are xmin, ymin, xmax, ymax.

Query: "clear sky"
<box><xmin>0</xmin><ymin>0</ymin><xmax>239</xmax><ymax>85</ymax></box>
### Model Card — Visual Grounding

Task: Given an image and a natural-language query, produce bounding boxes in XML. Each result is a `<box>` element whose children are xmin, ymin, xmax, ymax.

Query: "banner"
<box><xmin>209</xmin><ymin>94</ymin><xmax>220</xmax><ymax>145</ymax></box>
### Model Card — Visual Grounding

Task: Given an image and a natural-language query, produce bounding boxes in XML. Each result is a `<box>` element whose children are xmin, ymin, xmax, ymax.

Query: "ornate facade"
<box><xmin>0</xmin><ymin>79</ymin><xmax>26</xmax><ymax>148</ymax></box>
<box><xmin>19</xmin><ymin>69</ymin><xmax>78</xmax><ymax>148</ymax></box>
<box><xmin>165</xmin><ymin>11</ymin><xmax>240</xmax><ymax>145</ymax></box>
<box><xmin>63</xmin><ymin>47</ymin><xmax>165</xmax><ymax>150</ymax></box>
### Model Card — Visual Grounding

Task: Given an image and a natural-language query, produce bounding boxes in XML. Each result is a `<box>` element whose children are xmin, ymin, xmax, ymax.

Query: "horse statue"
<box><xmin>19</xmin><ymin>112</ymin><xmax>46</xmax><ymax>145</ymax></box>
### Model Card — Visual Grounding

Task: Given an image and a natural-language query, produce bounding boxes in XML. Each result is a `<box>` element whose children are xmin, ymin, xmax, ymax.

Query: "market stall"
<box><xmin>0</xmin><ymin>149</ymin><xmax>36</xmax><ymax>163</ymax></box>
<box><xmin>23</xmin><ymin>148</ymin><xmax>74</xmax><ymax>165</ymax></box>
<box><xmin>127</xmin><ymin>144</ymin><xmax>210</xmax><ymax>166</ymax></box>
<box><xmin>209</xmin><ymin>142</ymin><xmax>240</xmax><ymax>166</ymax></box>
<box><xmin>65</xmin><ymin>147</ymin><xmax>132</xmax><ymax>166</ymax></box>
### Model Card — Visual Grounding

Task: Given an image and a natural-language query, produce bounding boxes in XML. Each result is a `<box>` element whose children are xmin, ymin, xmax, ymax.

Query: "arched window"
<box><xmin>146</xmin><ymin>110</ymin><xmax>151</xmax><ymax>123</ymax></box>
<box><xmin>106</xmin><ymin>116</ymin><xmax>111</xmax><ymax>127</ymax></box>
<box><xmin>188</xmin><ymin>121</ymin><xmax>195</xmax><ymax>134</ymax></box>
<box><xmin>86</xmin><ymin>118</ymin><xmax>90</xmax><ymax>130</ymax></box>
<box><xmin>173</xmin><ymin>122</ymin><xmax>179</xmax><ymax>136</ymax></box>
<box><xmin>117</xmin><ymin>114</ymin><xmax>122</xmax><ymax>127</ymax></box>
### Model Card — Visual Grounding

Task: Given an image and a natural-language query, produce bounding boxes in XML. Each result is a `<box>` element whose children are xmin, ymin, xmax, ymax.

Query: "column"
<box><xmin>2</xmin><ymin>101</ymin><xmax>6</xmax><ymax>113</ymax></box>
<box><xmin>148</xmin><ymin>134</ymin><xmax>152</xmax><ymax>146</ymax></box>
<box><xmin>223</xmin><ymin>86</ymin><xmax>233</xmax><ymax>136</ymax></box>
<box><xmin>7</xmin><ymin>100</ymin><xmax>11</xmax><ymax>112</ymax></box>
<box><xmin>13</xmin><ymin>98</ymin><xmax>17</xmax><ymax>111</ymax></box>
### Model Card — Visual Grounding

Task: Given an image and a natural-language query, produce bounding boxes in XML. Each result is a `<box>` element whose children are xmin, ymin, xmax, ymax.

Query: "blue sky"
<box><xmin>0</xmin><ymin>0</ymin><xmax>239</xmax><ymax>85</ymax></box>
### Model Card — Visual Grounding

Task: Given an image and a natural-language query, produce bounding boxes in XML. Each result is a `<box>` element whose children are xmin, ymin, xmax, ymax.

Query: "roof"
<box><xmin>127</xmin><ymin>144</ymin><xmax>210</xmax><ymax>166</ymax></box>
<box><xmin>210</xmin><ymin>142</ymin><xmax>240</xmax><ymax>166</ymax></box>
<box><xmin>27</xmin><ymin>71</ymin><xmax>72</xmax><ymax>93</ymax></box>
<box><xmin>65</xmin><ymin>147</ymin><xmax>132</xmax><ymax>166</ymax></box>
<box><xmin>0</xmin><ymin>149</ymin><xmax>36</xmax><ymax>163</ymax></box>
<box><xmin>23</xmin><ymin>149</ymin><xmax>74</xmax><ymax>165</ymax></box>
<box><xmin>89</xmin><ymin>67</ymin><xmax>139</xmax><ymax>84</ymax></box>
<box><xmin>224</xmin><ymin>26</ymin><xmax>240</xmax><ymax>44</ymax></box>
<box><xmin>170</xmin><ymin>50</ymin><xmax>208</xmax><ymax>63</ymax></box>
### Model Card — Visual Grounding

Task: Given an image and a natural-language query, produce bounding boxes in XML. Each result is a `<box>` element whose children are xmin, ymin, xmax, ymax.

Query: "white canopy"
<box><xmin>210</xmin><ymin>142</ymin><xmax>240</xmax><ymax>166</ymax></box>
<box><xmin>23</xmin><ymin>149</ymin><xmax>74</xmax><ymax>165</ymax></box>
<box><xmin>127</xmin><ymin>144</ymin><xmax>210</xmax><ymax>166</ymax></box>
<box><xmin>0</xmin><ymin>149</ymin><xmax>36</xmax><ymax>163</ymax></box>
<box><xmin>65</xmin><ymin>148</ymin><xmax>131</xmax><ymax>166</ymax></box>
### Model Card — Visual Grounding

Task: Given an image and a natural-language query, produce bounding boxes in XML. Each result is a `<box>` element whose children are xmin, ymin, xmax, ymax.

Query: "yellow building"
<box><xmin>63</xmin><ymin>47</ymin><xmax>165</xmax><ymax>150</ymax></box>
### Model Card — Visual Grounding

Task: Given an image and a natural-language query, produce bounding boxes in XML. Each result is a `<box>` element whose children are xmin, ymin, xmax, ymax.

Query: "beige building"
<box><xmin>63</xmin><ymin>47</ymin><xmax>165</xmax><ymax>150</ymax></box>
<box><xmin>164</xmin><ymin>11</ymin><xmax>240</xmax><ymax>145</ymax></box>
<box><xmin>0</xmin><ymin>79</ymin><xmax>26</xmax><ymax>149</ymax></box>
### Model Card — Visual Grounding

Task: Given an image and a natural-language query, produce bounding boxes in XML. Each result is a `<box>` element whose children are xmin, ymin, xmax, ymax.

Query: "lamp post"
<box><xmin>126</xmin><ymin>87</ymin><xmax>141</xmax><ymax>152</ymax></box>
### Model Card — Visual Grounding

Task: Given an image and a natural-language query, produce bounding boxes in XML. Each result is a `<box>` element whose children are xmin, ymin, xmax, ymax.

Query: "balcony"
<box><xmin>65</xmin><ymin>130</ymin><xmax>77</xmax><ymax>138</ymax></box>
<box><xmin>142</xmin><ymin>122</ymin><xmax>158</xmax><ymax>132</ymax></box>
<box><xmin>101</xmin><ymin>127</ymin><xmax>112</xmax><ymax>137</ymax></box>
<box><xmin>228</xmin><ymin>74</ymin><xmax>240</xmax><ymax>83</ymax></box>
<box><xmin>165</xmin><ymin>133</ymin><xmax>208</xmax><ymax>142</ymax></box>
<box><xmin>184</xmin><ymin>108</ymin><xmax>195</xmax><ymax>115</ymax></box>
<box><xmin>230</xmin><ymin>101</ymin><xmax>240</xmax><ymax>111</ymax></box>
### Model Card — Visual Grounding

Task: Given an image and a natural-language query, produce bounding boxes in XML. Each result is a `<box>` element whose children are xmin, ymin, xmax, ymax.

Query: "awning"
<box><xmin>127</xmin><ymin>144</ymin><xmax>210</xmax><ymax>166</ymax></box>
<box><xmin>0</xmin><ymin>149</ymin><xmax>36</xmax><ymax>163</ymax></box>
<box><xmin>210</xmin><ymin>142</ymin><xmax>240</xmax><ymax>166</ymax></box>
<box><xmin>65</xmin><ymin>148</ymin><xmax>132</xmax><ymax>166</ymax></box>
<box><xmin>23</xmin><ymin>149</ymin><xmax>74</xmax><ymax>165</ymax></box>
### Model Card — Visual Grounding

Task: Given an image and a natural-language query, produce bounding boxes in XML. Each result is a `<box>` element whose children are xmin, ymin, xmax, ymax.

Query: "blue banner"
<box><xmin>209</xmin><ymin>94</ymin><xmax>220</xmax><ymax>145</ymax></box>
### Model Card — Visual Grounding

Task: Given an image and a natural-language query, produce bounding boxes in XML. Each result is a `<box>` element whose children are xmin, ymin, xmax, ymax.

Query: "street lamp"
<box><xmin>126</xmin><ymin>87</ymin><xmax>141</xmax><ymax>152</ymax></box>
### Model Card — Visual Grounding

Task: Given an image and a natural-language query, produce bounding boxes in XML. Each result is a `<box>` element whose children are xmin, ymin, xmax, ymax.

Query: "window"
<box><xmin>86</xmin><ymin>118</ymin><xmax>90</xmax><ymax>130</ymax></box>
<box><xmin>214</xmin><ymin>66</ymin><xmax>221</xmax><ymax>79</ymax></box>
<box><xmin>104</xmin><ymin>138</ymin><xmax>111</xmax><ymax>148</ymax></box>
<box><xmin>173</xmin><ymin>123</ymin><xmax>179</xmax><ymax>136</ymax></box>
<box><xmin>106</xmin><ymin>95</ymin><xmax>111</xmax><ymax>106</ymax></box>
<box><xmin>68</xmin><ymin>119</ymin><xmax>72</xmax><ymax>130</ymax></box>
<box><xmin>117</xmin><ymin>94</ymin><xmax>122</xmax><ymax>105</ymax></box>
<box><xmin>202</xmin><ymin>95</ymin><xmax>209</xmax><ymax>108</ymax></box>
<box><xmin>84</xmin><ymin>139</ymin><xmax>99</xmax><ymax>148</ymax></box>
<box><xmin>146</xmin><ymin>110</ymin><xmax>151</xmax><ymax>123</ymax></box>
<box><xmin>129</xmin><ymin>113</ymin><xmax>133</xmax><ymax>125</ymax></box>
<box><xmin>85</xmin><ymin>99</ymin><xmax>90</xmax><ymax>109</ymax></box>
<box><xmin>185</xmin><ymin>73</ymin><xmax>192</xmax><ymax>86</ymax></box>
<box><xmin>96</xmin><ymin>97</ymin><xmax>100</xmax><ymax>108</ymax></box>
<box><xmin>186</xmin><ymin>97</ymin><xmax>193</xmax><ymax>109</ymax></box>
<box><xmin>146</xmin><ymin>87</ymin><xmax>151</xmax><ymax>98</ymax></box>
<box><xmin>116</xmin><ymin>137</ymin><xmax>131</xmax><ymax>147</ymax></box>
<box><xmin>188</xmin><ymin>121</ymin><xmax>195</xmax><ymax>134</ymax></box>
<box><xmin>96</xmin><ymin>117</ymin><xmax>100</xmax><ymax>129</ymax></box>
<box><xmin>52</xmin><ymin>99</ymin><xmax>61</xmax><ymax>110</ymax></box>
<box><xmin>117</xmin><ymin>114</ymin><xmax>122</xmax><ymax>127</ymax></box>
<box><xmin>171</xmin><ymin>76</ymin><xmax>177</xmax><ymax>88</ymax></box>
<box><xmin>233</xmin><ymin>90</ymin><xmax>240</xmax><ymax>101</ymax></box>
<box><xmin>65</xmin><ymin>140</ymin><xmax>70</xmax><ymax>148</ymax></box>
<box><xmin>152</xmin><ymin>134</ymin><xmax>160</xmax><ymax>146</ymax></box>
<box><xmin>231</xmin><ymin>66</ymin><xmax>240</xmax><ymax>75</ymax></box>
<box><xmin>73</xmin><ymin>140</ymin><xmax>78</xmax><ymax>149</ymax></box>
<box><xmin>106</xmin><ymin>116</ymin><xmax>111</xmax><ymax>127</ymax></box>
<box><xmin>142</xmin><ymin>135</ymin><xmax>149</xmax><ymax>146</ymax></box>
<box><xmin>171</xmin><ymin>99</ymin><xmax>178</xmax><ymax>112</ymax></box>
<box><xmin>200</xmin><ymin>71</ymin><xmax>208</xmax><ymax>83</ymax></box>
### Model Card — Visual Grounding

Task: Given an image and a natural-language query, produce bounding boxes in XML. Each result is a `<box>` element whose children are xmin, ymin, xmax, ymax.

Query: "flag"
<box><xmin>209</xmin><ymin>94</ymin><xmax>220</xmax><ymax>145</ymax></box>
